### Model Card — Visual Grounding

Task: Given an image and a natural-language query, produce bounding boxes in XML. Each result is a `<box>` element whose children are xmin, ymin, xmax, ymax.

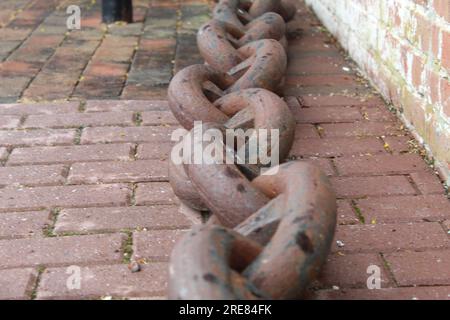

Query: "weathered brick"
<box><xmin>0</xmin><ymin>60</ymin><xmax>41</xmax><ymax>77</ymax></box>
<box><xmin>23</xmin><ymin>112</ymin><xmax>135</xmax><ymax>128</ymax></box>
<box><xmin>0</xmin><ymin>147</ymin><xmax>8</xmax><ymax>160</ymax></box>
<box><xmin>286</xmin><ymin>74</ymin><xmax>358</xmax><ymax>87</ymax></box>
<box><xmin>81</xmin><ymin>126</ymin><xmax>175</xmax><ymax>144</ymax></box>
<box><xmin>68</xmin><ymin>160</ymin><xmax>168</xmax><ymax>184</ymax></box>
<box><xmin>288</xmin><ymin>56</ymin><xmax>350</xmax><ymax>75</ymax></box>
<box><xmin>315</xmin><ymin>286</ymin><xmax>450</xmax><ymax>300</ymax></box>
<box><xmin>85</xmin><ymin>100</ymin><xmax>168</xmax><ymax>112</ymax></box>
<box><xmin>382</xmin><ymin>136</ymin><xmax>413</xmax><ymax>153</ymax></box>
<box><xmin>135</xmin><ymin>182</ymin><xmax>179</xmax><ymax>205</ymax></box>
<box><xmin>318</xmin><ymin>253</ymin><xmax>391</xmax><ymax>288</ymax></box>
<box><xmin>0</xmin><ymin>129</ymin><xmax>76</xmax><ymax>147</ymax></box>
<box><xmin>361</xmin><ymin>106</ymin><xmax>397</xmax><ymax>122</ymax></box>
<box><xmin>410</xmin><ymin>171</ymin><xmax>445</xmax><ymax>194</ymax></box>
<box><xmin>321</xmin><ymin>122</ymin><xmax>403</xmax><ymax>137</ymax></box>
<box><xmin>444</xmin><ymin>220</ymin><xmax>450</xmax><ymax>232</ymax></box>
<box><xmin>0</xmin><ymin>164</ymin><xmax>66</xmax><ymax>186</ymax></box>
<box><xmin>141</xmin><ymin>111</ymin><xmax>178</xmax><ymax>125</ymax></box>
<box><xmin>0</xmin><ymin>115</ymin><xmax>21</xmax><ymax>129</ymax></box>
<box><xmin>333</xmin><ymin>222</ymin><xmax>448</xmax><ymax>253</ymax></box>
<box><xmin>385</xmin><ymin>250</ymin><xmax>450</xmax><ymax>286</ymax></box>
<box><xmin>299</xmin><ymin>94</ymin><xmax>384</xmax><ymax>108</ymax></box>
<box><xmin>303</xmin><ymin>158</ymin><xmax>335</xmax><ymax>176</ymax></box>
<box><xmin>290</xmin><ymin>137</ymin><xmax>385</xmax><ymax>157</ymax></box>
<box><xmin>0</xmin><ymin>102</ymin><xmax>79</xmax><ymax>115</ymax></box>
<box><xmin>37</xmin><ymin>263</ymin><xmax>168</xmax><ymax>299</ymax></box>
<box><xmin>121</xmin><ymin>84</ymin><xmax>168</xmax><ymax>100</ymax></box>
<box><xmin>334</xmin><ymin>154</ymin><xmax>428</xmax><ymax>176</ymax></box>
<box><xmin>0</xmin><ymin>233</ymin><xmax>125</xmax><ymax>268</ymax></box>
<box><xmin>294</xmin><ymin>106</ymin><xmax>362</xmax><ymax>123</ymax></box>
<box><xmin>9</xmin><ymin>35</ymin><xmax>63</xmax><ymax>62</ymax></box>
<box><xmin>0</xmin><ymin>211</ymin><xmax>51</xmax><ymax>238</ymax></box>
<box><xmin>0</xmin><ymin>268</ymin><xmax>37</xmax><ymax>300</ymax></box>
<box><xmin>0</xmin><ymin>184</ymin><xmax>131</xmax><ymax>212</ymax></box>
<box><xmin>295</xmin><ymin>124</ymin><xmax>321</xmax><ymax>138</ymax></box>
<box><xmin>133</xmin><ymin>230</ymin><xmax>186</xmax><ymax>262</ymax></box>
<box><xmin>84</xmin><ymin>62</ymin><xmax>129</xmax><ymax>78</ymax></box>
<box><xmin>356</xmin><ymin>195</ymin><xmax>450</xmax><ymax>223</ymax></box>
<box><xmin>8</xmin><ymin>143</ymin><xmax>133</xmax><ymax>165</ymax></box>
<box><xmin>136</xmin><ymin>142</ymin><xmax>173</xmax><ymax>160</ymax></box>
<box><xmin>54</xmin><ymin>205</ymin><xmax>191</xmax><ymax>234</ymax></box>
<box><xmin>337</xmin><ymin>200</ymin><xmax>360</xmax><ymax>225</ymax></box>
<box><xmin>331</xmin><ymin>176</ymin><xmax>416</xmax><ymax>198</ymax></box>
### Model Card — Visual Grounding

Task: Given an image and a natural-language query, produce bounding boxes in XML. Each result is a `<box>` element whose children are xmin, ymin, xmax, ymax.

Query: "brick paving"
<box><xmin>0</xmin><ymin>0</ymin><xmax>448</xmax><ymax>300</ymax></box>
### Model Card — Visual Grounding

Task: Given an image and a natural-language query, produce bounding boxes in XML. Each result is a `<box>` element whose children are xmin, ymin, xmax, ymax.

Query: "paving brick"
<box><xmin>337</xmin><ymin>200</ymin><xmax>360</xmax><ymax>225</ymax></box>
<box><xmin>0</xmin><ymin>28</ymin><xmax>32</xmax><ymax>41</ymax></box>
<box><xmin>0</xmin><ymin>129</ymin><xmax>76</xmax><ymax>147</ymax></box>
<box><xmin>334</xmin><ymin>154</ymin><xmax>429</xmax><ymax>176</ymax></box>
<box><xmin>121</xmin><ymin>84</ymin><xmax>168</xmax><ymax>100</ymax></box>
<box><xmin>8</xmin><ymin>143</ymin><xmax>133</xmax><ymax>165</ymax></box>
<box><xmin>9</xmin><ymin>35</ymin><xmax>63</xmax><ymax>62</ymax></box>
<box><xmin>320</xmin><ymin>122</ymin><xmax>403</xmax><ymax>137</ymax></box>
<box><xmin>356</xmin><ymin>195</ymin><xmax>450</xmax><ymax>223</ymax></box>
<box><xmin>286</xmin><ymin>74</ymin><xmax>359</xmax><ymax>87</ymax></box>
<box><xmin>332</xmin><ymin>222</ymin><xmax>449</xmax><ymax>253</ymax></box>
<box><xmin>0</xmin><ymin>268</ymin><xmax>37</xmax><ymax>300</ymax></box>
<box><xmin>287</xmin><ymin>56</ymin><xmax>350</xmax><ymax>75</ymax></box>
<box><xmin>0</xmin><ymin>76</ymin><xmax>32</xmax><ymax>99</ymax></box>
<box><xmin>315</xmin><ymin>286</ymin><xmax>450</xmax><ymax>300</ymax></box>
<box><xmin>141</xmin><ymin>111</ymin><xmax>178</xmax><ymax>125</ymax></box>
<box><xmin>81</xmin><ymin>126</ymin><xmax>175</xmax><ymax>144</ymax></box>
<box><xmin>133</xmin><ymin>230</ymin><xmax>186</xmax><ymax>262</ymax></box>
<box><xmin>54</xmin><ymin>205</ymin><xmax>191</xmax><ymax>234</ymax></box>
<box><xmin>361</xmin><ymin>106</ymin><xmax>397</xmax><ymax>122</ymax></box>
<box><xmin>0</xmin><ymin>211</ymin><xmax>51</xmax><ymax>238</ymax></box>
<box><xmin>23</xmin><ymin>112</ymin><xmax>135</xmax><ymax>129</ymax></box>
<box><xmin>299</xmin><ymin>94</ymin><xmax>384</xmax><ymax>108</ymax></box>
<box><xmin>0</xmin><ymin>233</ymin><xmax>125</xmax><ymax>269</ymax></box>
<box><xmin>318</xmin><ymin>253</ymin><xmax>391</xmax><ymax>288</ymax></box>
<box><xmin>293</xmin><ymin>106</ymin><xmax>362</xmax><ymax>123</ymax></box>
<box><xmin>135</xmin><ymin>182</ymin><xmax>179</xmax><ymax>205</ymax></box>
<box><xmin>37</xmin><ymin>263</ymin><xmax>168</xmax><ymax>299</ymax></box>
<box><xmin>0</xmin><ymin>184</ymin><xmax>131</xmax><ymax>212</ymax></box>
<box><xmin>410</xmin><ymin>171</ymin><xmax>445</xmax><ymax>194</ymax></box>
<box><xmin>93</xmin><ymin>35</ymin><xmax>137</xmax><ymax>63</ymax></box>
<box><xmin>290</xmin><ymin>137</ymin><xmax>385</xmax><ymax>157</ymax></box>
<box><xmin>0</xmin><ymin>115</ymin><xmax>21</xmax><ymax>128</ymax></box>
<box><xmin>68</xmin><ymin>160</ymin><xmax>168</xmax><ymax>184</ymax></box>
<box><xmin>385</xmin><ymin>250</ymin><xmax>450</xmax><ymax>286</ymax></box>
<box><xmin>289</xmin><ymin>35</ymin><xmax>337</xmax><ymax>53</ymax></box>
<box><xmin>0</xmin><ymin>60</ymin><xmax>41</xmax><ymax>77</ymax></box>
<box><xmin>136</xmin><ymin>142</ymin><xmax>173</xmax><ymax>160</ymax></box>
<box><xmin>85</xmin><ymin>100</ymin><xmax>168</xmax><ymax>112</ymax></box>
<box><xmin>444</xmin><ymin>220</ymin><xmax>450</xmax><ymax>232</ymax></box>
<box><xmin>73</xmin><ymin>76</ymin><xmax>125</xmax><ymax>99</ymax></box>
<box><xmin>0</xmin><ymin>147</ymin><xmax>8</xmax><ymax>160</ymax></box>
<box><xmin>0</xmin><ymin>164</ymin><xmax>65</xmax><ymax>186</ymax></box>
<box><xmin>84</xmin><ymin>62</ymin><xmax>129</xmax><ymax>78</ymax></box>
<box><xmin>383</xmin><ymin>136</ymin><xmax>413</xmax><ymax>153</ymax></box>
<box><xmin>331</xmin><ymin>176</ymin><xmax>416</xmax><ymax>198</ymax></box>
<box><xmin>0</xmin><ymin>102</ymin><xmax>80</xmax><ymax>115</ymax></box>
<box><xmin>295</xmin><ymin>124</ymin><xmax>321</xmax><ymax>139</ymax></box>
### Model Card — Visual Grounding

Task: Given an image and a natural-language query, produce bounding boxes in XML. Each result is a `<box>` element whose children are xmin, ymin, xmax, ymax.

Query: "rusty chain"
<box><xmin>165</xmin><ymin>0</ymin><xmax>337</xmax><ymax>299</ymax></box>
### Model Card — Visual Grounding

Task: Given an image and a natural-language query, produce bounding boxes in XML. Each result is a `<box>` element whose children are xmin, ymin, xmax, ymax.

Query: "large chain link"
<box><xmin>165</xmin><ymin>0</ymin><xmax>337</xmax><ymax>299</ymax></box>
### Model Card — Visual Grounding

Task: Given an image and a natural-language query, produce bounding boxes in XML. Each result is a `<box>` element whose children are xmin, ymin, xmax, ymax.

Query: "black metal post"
<box><xmin>102</xmin><ymin>0</ymin><xmax>133</xmax><ymax>23</ymax></box>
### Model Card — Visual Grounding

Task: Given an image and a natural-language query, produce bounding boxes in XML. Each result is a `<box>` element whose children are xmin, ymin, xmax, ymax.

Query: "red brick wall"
<box><xmin>305</xmin><ymin>0</ymin><xmax>450</xmax><ymax>184</ymax></box>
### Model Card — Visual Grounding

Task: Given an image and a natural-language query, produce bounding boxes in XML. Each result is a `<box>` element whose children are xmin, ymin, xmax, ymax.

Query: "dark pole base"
<box><xmin>102</xmin><ymin>0</ymin><xmax>133</xmax><ymax>24</ymax></box>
